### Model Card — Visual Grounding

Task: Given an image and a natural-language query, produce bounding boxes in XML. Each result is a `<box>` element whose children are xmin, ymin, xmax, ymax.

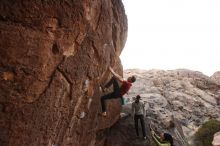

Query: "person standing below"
<box><xmin>132</xmin><ymin>95</ymin><xmax>147</xmax><ymax>140</ymax></box>
<box><xmin>101</xmin><ymin>67</ymin><xmax>136</xmax><ymax>116</ymax></box>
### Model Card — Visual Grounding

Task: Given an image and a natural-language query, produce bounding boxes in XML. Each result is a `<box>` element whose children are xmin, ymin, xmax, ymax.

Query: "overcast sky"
<box><xmin>120</xmin><ymin>0</ymin><xmax>220</xmax><ymax>76</ymax></box>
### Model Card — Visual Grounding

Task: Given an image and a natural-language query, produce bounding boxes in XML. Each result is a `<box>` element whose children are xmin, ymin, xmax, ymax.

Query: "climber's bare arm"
<box><xmin>109</xmin><ymin>67</ymin><xmax>123</xmax><ymax>82</ymax></box>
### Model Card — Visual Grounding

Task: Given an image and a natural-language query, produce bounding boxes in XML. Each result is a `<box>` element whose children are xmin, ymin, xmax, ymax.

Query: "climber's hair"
<box><xmin>162</xmin><ymin>133</ymin><xmax>174</xmax><ymax>146</ymax></box>
<box><xmin>130</xmin><ymin>76</ymin><xmax>136</xmax><ymax>83</ymax></box>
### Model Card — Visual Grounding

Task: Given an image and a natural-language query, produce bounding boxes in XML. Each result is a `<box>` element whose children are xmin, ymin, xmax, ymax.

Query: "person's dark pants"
<box><xmin>101</xmin><ymin>77</ymin><xmax>121</xmax><ymax>112</ymax></box>
<box><xmin>134</xmin><ymin>114</ymin><xmax>146</xmax><ymax>137</ymax></box>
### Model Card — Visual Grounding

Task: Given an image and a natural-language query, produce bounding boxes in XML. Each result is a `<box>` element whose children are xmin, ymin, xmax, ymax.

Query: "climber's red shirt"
<box><xmin>120</xmin><ymin>81</ymin><xmax>132</xmax><ymax>96</ymax></box>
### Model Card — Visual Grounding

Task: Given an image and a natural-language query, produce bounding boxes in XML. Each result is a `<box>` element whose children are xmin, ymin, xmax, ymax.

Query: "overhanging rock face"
<box><xmin>0</xmin><ymin>0</ymin><xmax>127</xmax><ymax>145</ymax></box>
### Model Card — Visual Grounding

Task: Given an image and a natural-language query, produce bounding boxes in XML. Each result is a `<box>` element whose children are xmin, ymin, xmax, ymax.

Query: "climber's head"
<box><xmin>127</xmin><ymin>75</ymin><xmax>136</xmax><ymax>83</ymax></box>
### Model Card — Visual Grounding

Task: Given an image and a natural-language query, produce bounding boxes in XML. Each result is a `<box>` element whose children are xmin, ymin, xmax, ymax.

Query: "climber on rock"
<box><xmin>132</xmin><ymin>95</ymin><xmax>147</xmax><ymax>140</ymax></box>
<box><xmin>100</xmin><ymin>67</ymin><xmax>136</xmax><ymax>116</ymax></box>
<box><xmin>150</xmin><ymin>126</ymin><xmax>174</xmax><ymax>146</ymax></box>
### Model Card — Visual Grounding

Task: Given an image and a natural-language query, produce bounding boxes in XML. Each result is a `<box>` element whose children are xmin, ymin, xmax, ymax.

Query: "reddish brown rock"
<box><xmin>0</xmin><ymin>0</ymin><xmax>127</xmax><ymax>145</ymax></box>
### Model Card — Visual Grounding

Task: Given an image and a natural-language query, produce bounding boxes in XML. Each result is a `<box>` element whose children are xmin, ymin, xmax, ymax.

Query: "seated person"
<box><xmin>151</xmin><ymin>129</ymin><xmax>173</xmax><ymax>146</ymax></box>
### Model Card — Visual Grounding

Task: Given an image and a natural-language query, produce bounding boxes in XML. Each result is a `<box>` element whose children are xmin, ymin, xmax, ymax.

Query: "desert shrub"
<box><xmin>194</xmin><ymin>120</ymin><xmax>220</xmax><ymax>146</ymax></box>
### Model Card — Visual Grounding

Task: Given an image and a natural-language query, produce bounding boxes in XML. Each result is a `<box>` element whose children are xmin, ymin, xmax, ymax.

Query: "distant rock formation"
<box><xmin>99</xmin><ymin>69</ymin><xmax>220</xmax><ymax>146</ymax></box>
<box><xmin>211</xmin><ymin>71</ymin><xmax>220</xmax><ymax>85</ymax></box>
<box><xmin>119</xmin><ymin>69</ymin><xmax>220</xmax><ymax>145</ymax></box>
<box><xmin>0</xmin><ymin>0</ymin><xmax>127</xmax><ymax>145</ymax></box>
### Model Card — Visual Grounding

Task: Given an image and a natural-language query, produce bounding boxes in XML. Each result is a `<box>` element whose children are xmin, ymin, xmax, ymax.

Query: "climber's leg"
<box><xmin>100</xmin><ymin>77</ymin><xmax>121</xmax><ymax>113</ymax></box>
<box><xmin>101</xmin><ymin>92</ymin><xmax>115</xmax><ymax>113</ymax></box>
<box><xmin>103</xmin><ymin>77</ymin><xmax>120</xmax><ymax>94</ymax></box>
<box><xmin>112</xmin><ymin>77</ymin><xmax>120</xmax><ymax>94</ymax></box>
<box><xmin>104</xmin><ymin>77</ymin><xmax>115</xmax><ymax>88</ymax></box>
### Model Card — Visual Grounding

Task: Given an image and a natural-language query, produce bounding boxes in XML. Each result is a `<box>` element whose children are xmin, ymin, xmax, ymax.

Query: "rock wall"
<box><xmin>0</xmin><ymin>0</ymin><xmax>127</xmax><ymax>146</ymax></box>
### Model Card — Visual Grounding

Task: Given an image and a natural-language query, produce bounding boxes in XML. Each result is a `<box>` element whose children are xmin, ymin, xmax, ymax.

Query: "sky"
<box><xmin>120</xmin><ymin>0</ymin><xmax>220</xmax><ymax>76</ymax></box>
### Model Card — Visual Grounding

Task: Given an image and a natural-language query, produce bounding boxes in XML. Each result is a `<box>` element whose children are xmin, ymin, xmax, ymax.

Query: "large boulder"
<box><xmin>0</xmin><ymin>0</ymin><xmax>127</xmax><ymax>145</ymax></box>
<box><xmin>211</xmin><ymin>71</ymin><xmax>220</xmax><ymax>85</ymax></box>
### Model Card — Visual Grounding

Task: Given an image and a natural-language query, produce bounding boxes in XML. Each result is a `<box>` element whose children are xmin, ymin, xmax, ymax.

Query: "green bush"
<box><xmin>194</xmin><ymin>120</ymin><xmax>220</xmax><ymax>146</ymax></box>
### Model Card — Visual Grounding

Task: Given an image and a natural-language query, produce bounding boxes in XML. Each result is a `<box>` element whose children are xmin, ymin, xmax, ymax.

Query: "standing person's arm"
<box><xmin>109</xmin><ymin>67</ymin><xmax>123</xmax><ymax>82</ymax></box>
<box><xmin>131</xmin><ymin>103</ymin><xmax>135</xmax><ymax>117</ymax></box>
<box><xmin>142</xmin><ymin>103</ymin><xmax>146</xmax><ymax>116</ymax></box>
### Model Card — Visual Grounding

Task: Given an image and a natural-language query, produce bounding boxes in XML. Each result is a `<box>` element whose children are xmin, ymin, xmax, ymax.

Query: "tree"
<box><xmin>194</xmin><ymin>120</ymin><xmax>220</xmax><ymax>146</ymax></box>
